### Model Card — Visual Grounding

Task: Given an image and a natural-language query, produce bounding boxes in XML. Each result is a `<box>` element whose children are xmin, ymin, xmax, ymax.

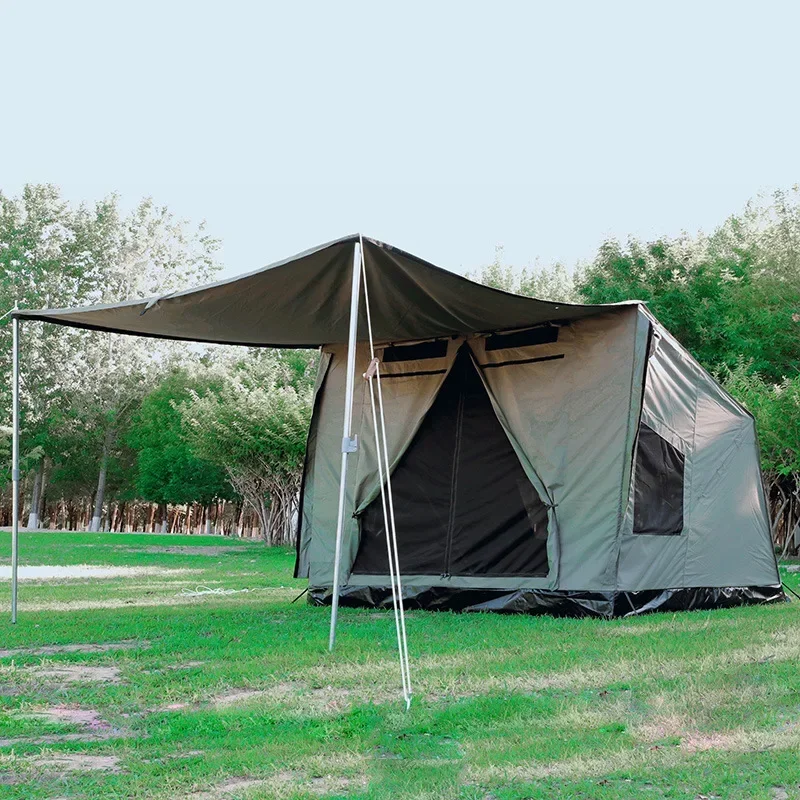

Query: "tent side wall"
<box><xmin>616</xmin><ymin>316</ymin><xmax>781</xmax><ymax>592</ymax></box>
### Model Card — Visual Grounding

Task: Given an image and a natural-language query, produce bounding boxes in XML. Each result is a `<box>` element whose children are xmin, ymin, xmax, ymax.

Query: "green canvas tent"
<box><xmin>10</xmin><ymin>235</ymin><xmax>784</xmax><ymax>628</ymax></box>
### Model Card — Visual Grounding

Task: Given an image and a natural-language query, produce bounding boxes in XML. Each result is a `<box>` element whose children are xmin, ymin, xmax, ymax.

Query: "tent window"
<box><xmin>485</xmin><ymin>326</ymin><xmax>559</xmax><ymax>351</ymax></box>
<box><xmin>633</xmin><ymin>423</ymin><xmax>685</xmax><ymax>536</ymax></box>
<box><xmin>382</xmin><ymin>340</ymin><xmax>448</xmax><ymax>362</ymax></box>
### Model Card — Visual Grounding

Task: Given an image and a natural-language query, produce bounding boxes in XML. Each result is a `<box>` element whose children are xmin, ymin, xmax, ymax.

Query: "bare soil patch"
<box><xmin>20</xmin><ymin>587</ymin><xmax>289</xmax><ymax>613</ymax></box>
<box><xmin>210</xmin><ymin>682</ymin><xmax>360</xmax><ymax>714</ymax></box>
<box><xmin>32</xmin><ymin>664</ymin><xmax>121</xmax><ymax>683</ymax></box>
<box><xmin>0</xmin><ymin>639</ymin><xmax>149</xmax><ymax>659</ymax></box>
<box><xmin>0</xmin><ymin>704</ymin><xmax>130</xmax><ymax>747</ymax></box>
<box><xmin>124</xmin><ymin>546</ymin><xmax>250</xmax><ymax>556</ymax></box>
<box><xmin>212</xmin><ymin>689</ymin><xmax>269</xmax><ymax>706</ymax></box>
<box><xmin>680</xmin><ymin>732</ymin><xmax>737</xmax><ymax>752</ymax></box>
<box><xmin>0</xmin><ymin>732</ymin><xmax>111</xmax><ymax>747</ymax></box>
<box><xmin>186</xmin><ymin>770</ymin><xmax>368</xmax><ymax>799</ymax></box>
<box><xmin>23</xmin><ymin>705</ymin><xmax>109</xmax><ymax>729</ymax></box>
<box><xmin>33</xmin><ymin>753</ymin><xmax>121</xmax><ymax>772</ymax></box>
<box><xmin>188</xmin><ymin>777</ymin><xmax>270</xmax><ymax>799</ymax></box>
<box><xmin>0</xmin><ymin>564</ymin><xmax>194</xmax><ymax>581</ymax></box>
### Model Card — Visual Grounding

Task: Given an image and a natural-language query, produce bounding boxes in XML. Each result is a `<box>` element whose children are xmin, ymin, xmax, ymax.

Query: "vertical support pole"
<box><xmin>328</xmin><ymin>241</ymin><xmax>362</xmax><ymax>651</ymax></box>
<box><xmin>11</xmin><ymin>310</ymin><xmax>20</xmax><ymax>624</ymax></box>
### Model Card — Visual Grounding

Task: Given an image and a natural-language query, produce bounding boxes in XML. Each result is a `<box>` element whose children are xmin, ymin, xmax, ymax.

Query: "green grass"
<box><xmin>0</xmin><ymin>530</ymin><xmax>798</xmax><ymax>799</ymax></box>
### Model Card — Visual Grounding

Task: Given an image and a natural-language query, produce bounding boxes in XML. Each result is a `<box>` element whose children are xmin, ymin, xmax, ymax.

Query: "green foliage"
<box><xmin>578</xmin><ymin>236</ymin><xmax>800</xmax><ymax>382</ymax></box>
<box><xmin>467</xmin><ymin>245</ymin><xmax>582</xmax><ymax>302</ymax></box>
<box><xmin>718</xmin><ymin>361</ymin><xmax>800</xmax><ymax>478</ymax></box>
<box><xmin>0</xmin><ymin>184</ymin><xmax>222</xmax><ymax>521</ymax></box>
<box><xmin>178</xmin><ymin>350</ymin><xmax>316</xmax><ymax>541</ymax></box>
<box><xmin>127</xmin><ymin>371</ymin><xmax>232</xmax><ymax>506</ymax></box>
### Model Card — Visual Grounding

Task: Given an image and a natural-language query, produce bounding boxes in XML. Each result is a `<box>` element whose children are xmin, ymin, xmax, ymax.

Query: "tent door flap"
<box><xmin>352</xmin><ymin>345</ymin><xmax>549</xmax><ymax>579</ymax></box>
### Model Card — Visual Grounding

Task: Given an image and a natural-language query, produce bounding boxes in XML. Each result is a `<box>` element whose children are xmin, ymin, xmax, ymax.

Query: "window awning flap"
<box><xmin>13</xmin><ymin>235</ymin><xmax>637</xmax><ymax>347</ymax></box>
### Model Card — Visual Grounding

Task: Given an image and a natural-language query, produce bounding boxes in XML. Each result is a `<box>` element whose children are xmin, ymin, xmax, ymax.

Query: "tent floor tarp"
<box><xmin>308</xmin><ymin>584</ymin><xmax>787</xmax><ymax>618</ymax></box>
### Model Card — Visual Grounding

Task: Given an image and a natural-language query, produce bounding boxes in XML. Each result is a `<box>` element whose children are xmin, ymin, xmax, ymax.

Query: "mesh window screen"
<box><xmin>633</xmin><ymin>422</ymin><xmax>685</xmax><ymax>535</ymax></box>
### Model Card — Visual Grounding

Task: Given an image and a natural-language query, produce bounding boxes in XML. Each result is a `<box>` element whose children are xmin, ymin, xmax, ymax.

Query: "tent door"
<box><xmin>352</xmin><ymin>345</ymin><xmax>549</xmax><ymax>578</ymax></box>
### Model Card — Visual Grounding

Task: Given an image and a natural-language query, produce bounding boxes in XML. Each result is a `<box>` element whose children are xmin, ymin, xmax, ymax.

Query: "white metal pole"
<box><xmin>11</xmin><ymin>310</ymin><xmax>20</xmax><ymax>624</ymax></box>
<box><xmin>328</xmin><ymin>241</ymin><xmax>362</xmax><ymax>651</ymax></box>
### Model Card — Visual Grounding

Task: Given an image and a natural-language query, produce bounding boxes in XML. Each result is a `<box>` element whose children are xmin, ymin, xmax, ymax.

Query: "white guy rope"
<box><xmin>359</xmin><ymin>235</ymin><xmax>412</xmax><ymax>709</ymax></box>
<box><xmin>364</xmin><ymin>358</ymin><xmax>411</xmax><ymax>705</ymax></box>
<box><xmin>178</xmin><ymin>586</ymin><xmax>267</xmax><ymax>597</ymax></box>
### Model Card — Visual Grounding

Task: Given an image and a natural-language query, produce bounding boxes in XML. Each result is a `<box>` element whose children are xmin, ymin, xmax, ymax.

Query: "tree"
<box><xmin>0</xmin><ymin>185</ymin><xmax>108</xmax><ymax>524</ymax></box>
<box><xmin>466</xmin><ymin>245</ymin><xmax>583</xmax><ymax>302</ymax></box>
<box><xmin>127</xmin><ymin>370</ymin><xmax>232</xmax><ymax>529</ymax></box>
<box><xmin>577</xmin><ymin>190</ymin><xmax>800</xmax><ymax>382</ymax></box>
<box><xmin>178</xmin><ymin>350</ymin><xmax>315</xmax><ymax>544</ymax></box>
<box><xmin>718</xmin><ymin>361</ymin><xmax>800</xmax><ymax>555</ymax></box>
<box><xmin>577</xmin><ymin>235</ymin><xmax>799</xmax><ymax>382</ymax></box>
<box><xmin>0</xmin><ymin>185</ymin><xmax>222</xmax><ymax>529</ymax></box>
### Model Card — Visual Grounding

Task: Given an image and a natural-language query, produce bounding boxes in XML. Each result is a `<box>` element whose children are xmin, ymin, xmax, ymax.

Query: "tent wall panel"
<box><xmin>618</xmin><ymin>321</ymin><xmax>780</xmax><ymax>592</ymax></box>
<box><xmin>683</xmin><ymin>392</ymin><xmax>777</xmax><ymax>588</ymax></box>
<box><xmin>303</xmin><ymin>345</ymin><xmax>366</xmax><ymax>586</ymax></box>
<box><xmin>295</xmin><ymin>351</ymin><xmax>332</xmax><ymax>578</ymax></box>
<box><xmin>304</xmin><ymin>339</ymin><xmax>460</xmax><ymax>586</ymax></box>
<box><xmin>473</xmin><ymin>308</ymin><xmax>643</xmax><ymax>591</ymax></box>
<box><xmin>619</xmin><ymin>329</ymin><xmax>697</xmax><ymax>590</ymax></box>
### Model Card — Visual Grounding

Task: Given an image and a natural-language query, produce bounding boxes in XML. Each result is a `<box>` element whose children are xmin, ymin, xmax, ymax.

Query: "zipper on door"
<box><xmin>442</xmin><ymin>375</ymin><xmax>465</xmax><ymax>578</ymax></box>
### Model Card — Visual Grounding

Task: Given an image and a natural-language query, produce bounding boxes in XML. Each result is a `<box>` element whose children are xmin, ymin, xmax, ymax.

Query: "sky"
<box><xmin>2</xmin><ymin>0</ymin><xmax>799</xmax><ymax>279</ymax></box>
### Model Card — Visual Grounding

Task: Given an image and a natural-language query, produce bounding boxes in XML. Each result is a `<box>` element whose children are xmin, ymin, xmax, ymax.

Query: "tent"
<box><xmin>9</xmin><ymin>234</ymin><xmax>784</xmax><ymax>631</ymax></box>
<box><xmin>297</xmin><ymin>294</ymin><xmax>783</xmax><ymax>618</ymax></box>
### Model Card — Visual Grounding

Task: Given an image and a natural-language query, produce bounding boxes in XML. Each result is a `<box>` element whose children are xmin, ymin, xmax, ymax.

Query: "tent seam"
<box><xmin>612</xmin><ymin>309</ymin><xmax>649</xmax><ymax>594</ymax></box>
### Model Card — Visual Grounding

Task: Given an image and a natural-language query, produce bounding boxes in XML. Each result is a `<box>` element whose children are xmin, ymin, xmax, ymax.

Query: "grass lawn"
<box><xmin>0</xmin><ymin>531</ymin><xmax>798</xmax><ymax>799</ymax></box>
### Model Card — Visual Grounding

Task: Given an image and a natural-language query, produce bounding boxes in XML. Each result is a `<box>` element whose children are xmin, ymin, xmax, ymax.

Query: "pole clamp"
<box><xmin>11</xmin><ymin>469</ymin><xmax>19</xmax><ymax>482</ymax></box>
<box><xmin>342</xmin><ymin>435</ymin><xmax>358</xmax><ymax>454</ymax></box>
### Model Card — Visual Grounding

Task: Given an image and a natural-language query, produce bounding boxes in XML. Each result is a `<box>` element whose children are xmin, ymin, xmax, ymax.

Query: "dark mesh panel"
<box><xmin>353</xmin><ymin>346</ymin><xmax>549</xmax><ymax>577</ymax></box>
<box><xmin>633</xmin><ymin>422</ymin><xmax>685</xmax><ymax>535</ymax></box>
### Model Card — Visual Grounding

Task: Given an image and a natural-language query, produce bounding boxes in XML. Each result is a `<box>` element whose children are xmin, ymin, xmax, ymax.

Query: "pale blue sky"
<box><xmin>2</xmin><ymin>0</ymin><xmax>798</xmax><ymax>278</ymax></box>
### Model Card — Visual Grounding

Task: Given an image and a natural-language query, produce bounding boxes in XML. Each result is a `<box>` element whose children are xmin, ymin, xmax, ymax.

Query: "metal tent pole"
<box><xmin>328</xmin><ymin>240</ymin><xmax>362</xmax><ymax>651</ymax></box>
<box><xmin>11</xmin><ymin>310</ymin><xmax>20</xmax><ymax>624</ymax></box>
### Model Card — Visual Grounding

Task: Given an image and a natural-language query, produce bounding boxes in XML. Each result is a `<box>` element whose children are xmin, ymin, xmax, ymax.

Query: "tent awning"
<box><xmin>13</xmin><ymin>235</ymin><xmax>638</xmax><ymax>347</ymax></box>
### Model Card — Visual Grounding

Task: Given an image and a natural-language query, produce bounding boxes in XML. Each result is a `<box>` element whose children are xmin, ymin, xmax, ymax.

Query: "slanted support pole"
<box><xmin>328</xmin><ymin>240</ymin><xmax>362</xmax><ymax>651</ymax></box>
<box><xmin>11</xmin><ymin>310</ymin><xmax>20</xmax><ymax>623</ymax></box>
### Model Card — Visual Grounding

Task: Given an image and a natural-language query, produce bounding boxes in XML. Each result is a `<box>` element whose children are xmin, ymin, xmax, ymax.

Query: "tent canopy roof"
<box><xmin>14</xmin><ymin>235</ymin><xmax>637</xmax><ymax>347</ymax></box>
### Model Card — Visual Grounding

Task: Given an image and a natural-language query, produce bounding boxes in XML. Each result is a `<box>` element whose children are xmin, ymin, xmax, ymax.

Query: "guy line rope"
<box><xmin>359</xmin><ymin>235</ymin><xmax>412</xmax><ymax>709</ymax></box>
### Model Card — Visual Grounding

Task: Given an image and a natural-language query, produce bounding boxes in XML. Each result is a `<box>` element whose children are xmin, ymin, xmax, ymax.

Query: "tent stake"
<box><xmin>328</xmin><ymin>241</ymin><xmax>362</xmax><ymax>651</ymax></box>
<box><xmin>10</xmin><ymin>309</ymin><xmax>20</xmax><ymax>624</ymax></box>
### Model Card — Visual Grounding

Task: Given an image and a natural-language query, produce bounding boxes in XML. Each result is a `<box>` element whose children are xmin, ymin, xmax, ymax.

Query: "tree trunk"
<box><xmin>38</xmin><ymin>461</ymin><xmax>48</xmax><ymax>529</ymax></box>
<box><xmin>90</xmin><ymin>428</ymin><xmax>114</xmax><ymax>532</ymax></box>
<box><xmin>157</xmin><ymin>503</ymin><xmax>168</xmax><ymax>533</ymax></box>
<box><xmin>26</xmin><ymin>463</ymin><xmax>43</xmax><ymax>530</ymax></box>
